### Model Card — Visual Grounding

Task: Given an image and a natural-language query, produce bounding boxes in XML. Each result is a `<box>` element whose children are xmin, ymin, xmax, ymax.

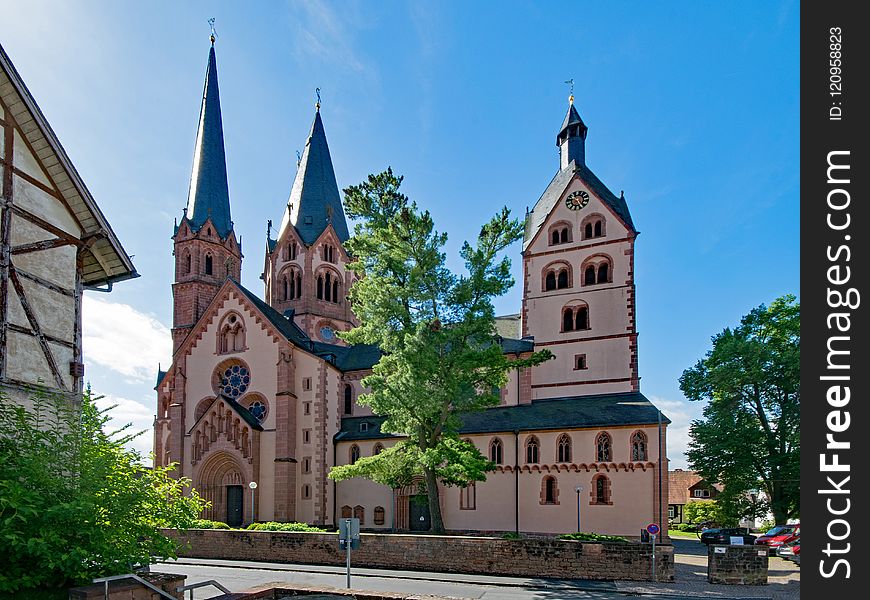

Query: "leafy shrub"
<box><xmin>558</xmin><ymin>532</ymin><xmax>629</xmax><ymax>543</ymax></box>
<box><xmin>683</xmin><ymin>500</ymin><xmax>722</xmax><ymax>525</ymax></box>
<box><xmin>0</xmin><ymin>389</ymin><xmax>207</xmax><ymax>593</ymax></box>
<box><xmin>246</xmin><ymin>521</ymin><xmax>328</xmax><ymax>532</ymax></box>
<box><xmin>672</xmin><ymin>523</ymin><xmax>698</xmax><ymax>532</ymax></box>
<box><xmin>501</xmin><ymin>532</ymin><xmax>522</xmax><ymax>540</ymax></box>
<box><xmin>192</xmin><ymin>519</ymin><xmax>231</xmax><ymax>529</ymax></box>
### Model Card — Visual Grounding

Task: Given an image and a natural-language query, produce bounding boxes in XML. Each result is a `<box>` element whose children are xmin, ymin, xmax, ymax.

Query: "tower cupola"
<box><xmin>557</xmin><ymin>95</ymin><xmax>588</xmax><ymax>171</ymax></box>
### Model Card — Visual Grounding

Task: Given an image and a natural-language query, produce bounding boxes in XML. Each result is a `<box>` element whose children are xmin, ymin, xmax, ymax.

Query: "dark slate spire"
<box><xmin>185</xmin><ymin>40</ymin><xmax>233</xmax><ymax>238</ymax></box>
<box><xmin>278</xmin><ymin>105</ymin><xmax>349</xmax><ymax>245</ymax></box>
<box><xmin>557</xmin><ymin>95</ymin><xmax>588</xmax><ymax>170</ymax></box>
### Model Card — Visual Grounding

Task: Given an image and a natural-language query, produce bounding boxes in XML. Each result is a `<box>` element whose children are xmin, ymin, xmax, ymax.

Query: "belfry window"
<box><xmin>548</xmin><ymin>223</ymin><xmax>572</xmax><ymax>246</ymax></box>
<box><xmin>205</xmin><ymin>254</ymin><xmax>213</xmax><ymax>275</ymax></box>
<box><xmin>562</xmin><ymin>303</ymin><xmax>590</xmax><ymax>332</ymax></box>
<box><xmin>543</xmin><ymin>263</ymin><xmax>571</xmax><ymax>292</ymax></box>
<box><xmin>344</xmin><ymin>384</ymin><xmax>353</xmax><ymax>415</ymax></box>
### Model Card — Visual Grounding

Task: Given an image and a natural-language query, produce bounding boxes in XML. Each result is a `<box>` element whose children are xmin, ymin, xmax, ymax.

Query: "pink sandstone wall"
<box><xmin>164</xmin><ymin>529</ymin><xmax>674</xmax><ymax>582</ymax></box>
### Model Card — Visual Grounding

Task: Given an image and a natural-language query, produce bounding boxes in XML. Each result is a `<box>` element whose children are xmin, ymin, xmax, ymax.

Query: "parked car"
<box><xmin>755</xmin><ymin>524</ymin><xmax>800</xmax><ymax>547</ymax></box>
<box><xmin>777</xmin><ymin>538</ymin><xmax>800</xmax><ymax>565</ymax></box>
<box><xmin>700</xmin><ymin>527</ymin><xmax>757</xmax><ymax>545</ymax></box>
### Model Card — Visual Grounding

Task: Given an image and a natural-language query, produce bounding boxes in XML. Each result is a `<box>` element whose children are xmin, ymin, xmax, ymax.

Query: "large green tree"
<box><xmin>679</xmin><ymin>295</ymin><xmax>800</xmax><ymax>525</ymax></box>
<box><xmin>0</xmin><ymin>388</ymin><xmax>206</xmax><ymax>593</ymax></box>
<box><xmin>328</xmin><ymin>169</ymin><xmax>552</xmax><ymax>533</ymax></box>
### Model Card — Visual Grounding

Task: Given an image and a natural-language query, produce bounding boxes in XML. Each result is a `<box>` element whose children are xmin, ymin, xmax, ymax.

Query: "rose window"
<box><xmin>219</xmin><ymin>364</ymin><xmax>250</xmax><ymax>398</ymax></box>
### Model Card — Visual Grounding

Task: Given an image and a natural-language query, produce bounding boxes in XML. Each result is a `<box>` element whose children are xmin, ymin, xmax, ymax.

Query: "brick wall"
<box><xmin>707</xmin><ymin>544</ymin><xmax>769</xmax><ymax>585</ymax></box>
<box><xmin>164</xmin><ymin>529</ymin><xmax>674</xmax><ymax>582</ymax></box>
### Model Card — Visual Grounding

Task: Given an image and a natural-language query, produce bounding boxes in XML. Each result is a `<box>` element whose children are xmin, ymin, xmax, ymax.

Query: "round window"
<box><xmin>219</xmin><ymin>364</ymin><xmax>250</xmax><ymax>398</ymax></box>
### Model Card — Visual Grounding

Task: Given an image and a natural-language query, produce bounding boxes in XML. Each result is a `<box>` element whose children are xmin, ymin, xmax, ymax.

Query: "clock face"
<box><xmin>320</xmin><ymin>326</ymin><xmax>335</xmax><ymax>341</ymax></box>
<box><xmin>565</xmin><ymin>190</ymin><xmax>590</xmax><ymax>210</ymax></box>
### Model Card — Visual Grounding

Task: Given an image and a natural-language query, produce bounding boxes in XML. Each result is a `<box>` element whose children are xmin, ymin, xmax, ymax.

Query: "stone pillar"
<box><xmin>707</xmin><ymin>544</ymin><xmax>769</xmax><ymax>584</ymax></box>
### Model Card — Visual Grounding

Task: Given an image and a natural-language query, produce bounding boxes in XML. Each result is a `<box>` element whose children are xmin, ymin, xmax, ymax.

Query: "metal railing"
<box><xmin>176</xmin><ymin>579</ymin><xmax>232</xmax><ymax>599</ymax></box>
<box><xmin>92</xmin><ymin>573</ymin><xmax>176</xmax><ymax>600</ymax></box>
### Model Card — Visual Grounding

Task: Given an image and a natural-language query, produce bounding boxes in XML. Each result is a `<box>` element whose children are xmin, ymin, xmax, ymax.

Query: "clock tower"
<box><xmin>521</xmin><ymin>97</ymin><xmax>639</xmax><ymax>398</ymax></box>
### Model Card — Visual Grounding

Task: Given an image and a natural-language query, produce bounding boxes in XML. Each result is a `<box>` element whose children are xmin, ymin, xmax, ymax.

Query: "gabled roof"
<box><xmin>187</xmin><ymin>394</ymin><xmax>263</xmax><ymax>434</ymax></box>
<box><xmin>185</xmin><ymin>43</ymin><xmax>233</xmax><ymax>239</ymax></box>
<box><xmin>155</xmin><ymin>369</ymin><xmax>168</xmax><ymax>391</ymax></box>
<box><xmin>277</xmin><ymin>109</ymin><xmax>349</xmax><ymax>246</ymax></box>
<box><xmin>0</xmin><ymin>42</ymin><xmax>137</xmax><ymax>286</ymax></box>
<box><xmin>337</xmin><ymin>392</ymin><xmax>669</xmax><ymax>441</ymax></box>
<box><xmin>523</xmin><ymin>161</ymin><xmax>636</xmax><ymax>251</ymax></box>
<box><xmin>232</xmin><ymin>283</ymin><xmax>312</xmax><ymax>349</ymax></box>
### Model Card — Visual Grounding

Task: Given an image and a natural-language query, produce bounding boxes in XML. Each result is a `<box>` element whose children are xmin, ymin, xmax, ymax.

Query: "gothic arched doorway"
<box><xmin>197</xmin><ymin>451</ymin><xmax>246</xmax><ymax>526</ymax></box>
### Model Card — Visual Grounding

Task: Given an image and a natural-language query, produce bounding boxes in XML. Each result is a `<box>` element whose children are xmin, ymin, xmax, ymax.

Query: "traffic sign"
<box><xmin>646</xmin><ymin>523</ymin><xmax>660</xmax><ymax>536</ymax></box>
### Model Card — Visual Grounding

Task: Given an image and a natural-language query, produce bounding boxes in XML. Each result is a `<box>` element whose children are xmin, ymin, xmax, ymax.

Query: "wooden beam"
<box><xmin>11</xmin><ymin>237</ymin><xmax>73</xmax><ymax>255</ymax></box>
<box><xmin>8</xmin><ymin>267</ymin><xmax>67</xmax><ymax>390</ymax></box>
<box><xmin>12</xmin><ymin>266</ymin><xmax>75</xmax><ymax>297</ymax></box>
<box><xmin>1</xmin><ymin>116</ymin><xmax>14</xmax><ymax>379</ymax></box>
<box><xmin>7</xmin><ymin>323</ymin><xmax>76</xmax><ymax>349</ymax></box>
<box><xmin>8</xmin><ymin>203</ymin><xmax>82</xmax><ymax>247</ymax></box>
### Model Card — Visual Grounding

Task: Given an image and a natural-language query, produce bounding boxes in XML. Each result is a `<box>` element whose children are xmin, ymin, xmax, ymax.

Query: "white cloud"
<box><xmin>82</xmin><ymin>295</ymin><xmax>171</xmax><ymax>383</ymax></box>
<box><xmin>651</xmin><ymin>396</ymin><xmax>700</xmax><ymax>470</ymax></box>
<box><xmin>94</xmin><ymin>394</ymin><xmax>155</xmax><ymax>459</ymax></box>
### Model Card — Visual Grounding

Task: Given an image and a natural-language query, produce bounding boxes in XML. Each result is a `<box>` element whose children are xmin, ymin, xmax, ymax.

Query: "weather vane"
<box><xmin>564</xmin><ymin>78</ymin><xmax>575</xmax><ymax>104</ymax></box>
<box><xmin>208</xmin><ymin>18</ymin><xmax>217</xmax><ymax>44</ymax></box>
<box><xmin>315</xmin><ymin>87</ymin><xmax>321</xmax><ymax>110</ymax></box>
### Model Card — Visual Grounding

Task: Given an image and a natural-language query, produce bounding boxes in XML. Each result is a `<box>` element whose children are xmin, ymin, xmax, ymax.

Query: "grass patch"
<box><xmin>558</xmin><ymin>532</ymin><xmax>629</xmax><ymax>543</ymax></box>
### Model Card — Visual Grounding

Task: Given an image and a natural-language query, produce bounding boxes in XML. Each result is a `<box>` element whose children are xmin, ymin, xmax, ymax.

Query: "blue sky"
<box><xmin>0</xmin><ymin>1</ymin><xmax>799</xmax><ymax>468</ymax></box>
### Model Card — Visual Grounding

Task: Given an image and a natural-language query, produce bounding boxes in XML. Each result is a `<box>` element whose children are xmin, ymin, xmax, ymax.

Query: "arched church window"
<box><xmin>631</xmin><ymin>431</ymin><xmax>648</xmax><ymax>461</ymax></box>
<box><xmin>594</xmin><ymin>221</ymin><xmax>603</xmax><ymax>237</ymax></box>
<box><xmin>548</xmin><ymin>223</ymin><xmax>572</xmax><ymax>246</ymax></box>
<box><xmin>596</xmin><ymin>432</ymin><xmax>612</xmax><ymax>462</ymax></box>
<box><xmin>542</xmin><ymin>476</ymin><xmax>558</xmax><ymax>504</ymax></box>
<box><xmin>490</xmin><ymin>438</ymin><xmax>503</xmax><ymax>464</ymax></box>
<box><xmin>249</xmin><ymin>400</ymin><xmax>267</xmax><ymax>423</ymax></box>
<box><xmin>205</xmin><ymin>254</ymin><xmax>213</xmax><ymax>275</ymax></box>
<box><xmin>218</xmin><ymin>314</ymin><xmax>246</xmax><ymax>354</ymax></box>
<box><xmin>563</xmin><ymin>308</ymin><xmax>574</xmax><ymax>332</ymax></box>
<box><xmin>526</xmin><ymin>436</ymin><xmax>540</xmax><ymax>464</ymax></box>
<box><xmin>597</xmin><ymin>263</ymin><xmax>609</xmax><ymax>284</ymax></box>
<box><xmin>557</xmin><ymin>434</ymin><xmax>572</xmax><ymax>463</ymax></box>
<box><xmin>592</xmin><ymin>474</ymin><xmax>612</xmax><ymax>504</ymax></box>
<box><xmin>585</xmin><ymin>223</ymin><xmax>593</xmax><ymax>239</ymax></box>
<box><xmin>344</xmin><ymin>384</ymin><xmax>353</xmax><ymax>415</ymax></box>
<box><xmin>183</xmin><ymin>252</ymin><xmax>191</xmax><ymax>275</ymax></box>
<box><xmin>323</xmin><ymin>244</ymin><xmax>336</xmax><ymax>263</ymax></box>
<box><xmin>584</xmin><ymin>265</ymin><xmax>596</xmax><ymax>285</ymax></box>
<box><xmin>575</xmin><ymin>306</ymin><xmax>588</xmax><ymax>330</ymax></box>
<box><xmin>373</xmin><ymin>443</ymin><xmax>384</xmax><ymax>456</ymax></box>
<box><xmin>317</xmin><ymin>276</ymin><xmax>323</xmax><ymax>300</ymax></box>
<box><xmin>325</xmin><ymin>272</ymin><xmax>332</xmax><ymax>301</ymax></box>
<box><xmin>557</xmin><ymin>269</ymin><xmax>569</xmax><ymax>289</ymax></box>
<box><xmin>350</xmin><ymin>444</ymin><xmax>361</xmax><ymax>465</ymax></box>
<box><xmin>545</xmin><ymin>271</ymin><xmax>556</xmax><ymax>291</ymax></box>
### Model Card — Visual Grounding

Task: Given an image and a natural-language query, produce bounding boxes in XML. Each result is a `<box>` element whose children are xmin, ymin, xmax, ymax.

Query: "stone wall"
<box><xmin>163</xmin><ymin>529</ymin><xmax>673</xmax><ymax>582</ymax></box>
<box><xmin>69</xmin><ymin>572</ymin><xmax>186</xmax><ymax>600</ymax></box>
<box><xmin>707</xmin><ymin>544</ymin><xmax>769</xmax><ymax>584</ymax></box>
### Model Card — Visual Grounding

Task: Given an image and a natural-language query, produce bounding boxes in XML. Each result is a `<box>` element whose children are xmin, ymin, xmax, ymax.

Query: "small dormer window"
<box><xmin>359</xmin><ymin>422</ymin><xmax>369</xmax><ymax>432</ymax></box>
<box><xmin>304</xmin><ymin>216</ymin><xmax>313</xmax><ymax>225</ymax></box>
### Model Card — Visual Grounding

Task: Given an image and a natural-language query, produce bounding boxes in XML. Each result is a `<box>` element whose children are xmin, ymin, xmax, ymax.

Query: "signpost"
<box><xmin>248</xmin><ymin>481</ymin><xmax>257</xmax><ymax>523</ymax></box>
<box><xmin>338</xmin><ymin>518</ymin><xmax>361</xmax><ymax>588</ymax></box>
<box><xmin>646</xmin><ymin>523</ymin><xmax>660</xmax><ymax>582</ymax></box>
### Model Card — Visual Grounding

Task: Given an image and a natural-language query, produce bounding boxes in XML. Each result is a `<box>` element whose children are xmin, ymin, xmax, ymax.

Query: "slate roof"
<box><xmin>336</xmin><ymin>392</ymin><xmax>669</xmax><ymax>441</ymax></box>
<box><xmin>155</xmin><ymin>369</ymin><xmax>167</xmax><ymax>391</ymax></box>
<box><xmin>559</xmin><ymin>103</ymin><xmax>587</xmax><ymax>138</ymax></box>
<box><xmin>233</xmin><ymin>282</ymin><xmax>312</xmax><ymax>349</ymax></box>
<box><xmin>185</xmin><ymin>43</ymin><xmax>233</xmax><ymax>239</ymax></box>
<box><xmin>277</xmin><ymin>109</ymin><xmax>350</xmax><ymax>246</ymax></box>
<box><xmin>311</xmin><ymin>342</ymin><xmax>382</xmax><ymax>372</ymax></box>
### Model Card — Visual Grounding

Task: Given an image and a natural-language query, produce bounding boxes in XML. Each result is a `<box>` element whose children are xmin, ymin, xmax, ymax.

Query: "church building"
<box><xmin>154</xmin><ymin>39</ymin><xmax>669</xmax><ymax>537</ymax></box>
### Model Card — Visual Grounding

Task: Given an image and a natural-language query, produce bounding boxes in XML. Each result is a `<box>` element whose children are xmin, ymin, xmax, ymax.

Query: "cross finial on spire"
<box><xmin>564</xmin><ymin>78</ymin><xmax>575</xmax><ymax>105</ymax></box>
<box><xmin>315</xmin><ymin>87</ymin><xmax>321</xmax><ymax>111</ymax></box>
<box><xmin>208</xmin><ymin>18</ymin><xmax>217</xmax><ymax>44</ymax></box>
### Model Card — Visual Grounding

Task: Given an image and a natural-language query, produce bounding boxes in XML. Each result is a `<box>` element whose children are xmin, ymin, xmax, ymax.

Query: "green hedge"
<box><xmin>246</xmin><ymin>521</ymin><xmax>329</xmax><ymax>532</ymax></box>
<box><xmin>191</xmin><ymin>519</ymin><xmax>231</xmax><ymax>529</ymax></box>
<box><xmin>557</xmin><ymin>532</ymin><xmax>629</xmax><ymax>543</ymax></box>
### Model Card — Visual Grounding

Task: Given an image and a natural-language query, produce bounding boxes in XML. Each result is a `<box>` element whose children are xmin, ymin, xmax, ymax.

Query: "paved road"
<box><xmin>152</xmin><ymin>555</ymin><xmax>774</xmax><ymax>599</ymax></box>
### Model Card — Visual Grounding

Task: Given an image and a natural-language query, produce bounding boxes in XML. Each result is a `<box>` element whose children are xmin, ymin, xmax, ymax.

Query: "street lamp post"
<box><xmin>249</xmin><ymin>481</ymin><xmax>258</xmax><ymax>524</ymax></box>
<box><xmin>575</xmin><ymin>485</ymin><xmax>583</xmax><ymax>532</ymax></box>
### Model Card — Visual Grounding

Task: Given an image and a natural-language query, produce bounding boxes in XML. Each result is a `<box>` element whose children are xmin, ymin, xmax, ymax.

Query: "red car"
<box><xmin>755</xmin><ymin>524</ymin><xmax>800</xmax><ymax>547</ymax></box>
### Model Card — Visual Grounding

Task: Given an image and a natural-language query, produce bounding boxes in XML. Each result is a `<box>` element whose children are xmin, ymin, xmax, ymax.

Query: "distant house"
<box><xmin>0</xmin><ymin>43</ymin><xmax>137</xmax><ymax>407</ymax></box>
<box><xmin>668</xmin><ymin>469</ymin><xmax>721</xmax><ymax>524</ymax></box>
